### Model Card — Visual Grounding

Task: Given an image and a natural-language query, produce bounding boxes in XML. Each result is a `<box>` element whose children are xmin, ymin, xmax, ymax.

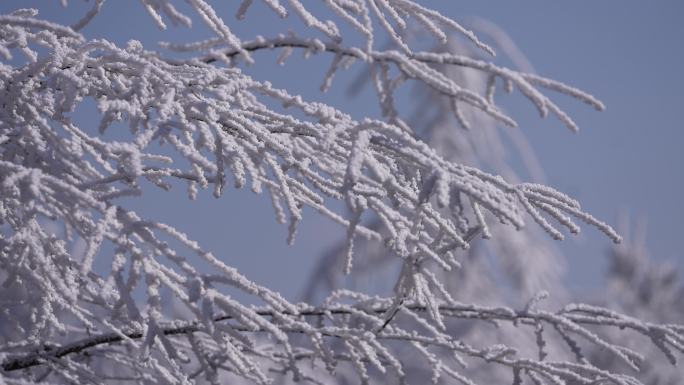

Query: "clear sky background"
<box><xmin>2</xmin><ymin>1</ymin><xmax>682</xmax><ymax>299</ymax></box>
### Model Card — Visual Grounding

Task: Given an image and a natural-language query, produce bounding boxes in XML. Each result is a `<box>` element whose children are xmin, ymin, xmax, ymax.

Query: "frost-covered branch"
<box><xmin>5</xmin><ymin>298</ymin><xmax>683</xmax><ymax>385</ymax></box>
<box><xmin>175</xmin><ymin>34</ymin><xmax>603</xmax><ymax>133</ymax></box>
<box><xmin>1</xmin><ymin>2</ymin><xmax>680</xmax><ymax>385</ymax></box>
<box><xmin>0</xmin><ymin>10</ymin><xmax>620</xmax><ymax>288</ymax></box>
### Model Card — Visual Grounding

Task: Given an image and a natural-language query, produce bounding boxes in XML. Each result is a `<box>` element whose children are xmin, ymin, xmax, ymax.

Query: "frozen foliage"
<box><xmin>0</xmin><ymin>2</ymin><xmax>681</xmax><ymax>385</ymax></box>
<box><xmin>302</xmin><ymin>32</ymin><xmax>574</xmax><ymax>384</ymax></box>
<box><xmin>300</xmin><ymin>28</ymin><xmax>684</xmax><ymax>384</ymax></box>
<box><xmin>305</xmin><ymin>28</ymin><xmax>566</xmax><ymax>302</ymax></box>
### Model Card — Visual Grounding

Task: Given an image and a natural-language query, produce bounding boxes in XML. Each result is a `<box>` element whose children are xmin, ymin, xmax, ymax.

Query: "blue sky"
<box><xmin>2</xmin><ymin>0</ymin><xmax>682</xmax><ymax>298</ymax></box>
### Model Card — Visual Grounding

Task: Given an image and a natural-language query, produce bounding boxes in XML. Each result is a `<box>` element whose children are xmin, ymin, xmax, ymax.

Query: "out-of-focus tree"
<box><xmin>578</xmin><ymin>219</ymin><xmax>684</xmax><ymax>385</ymax></box>
<box><xmin>0</xmin><ymin>2</ymin><xmax>681</xmax><ymax>384</ymax></box>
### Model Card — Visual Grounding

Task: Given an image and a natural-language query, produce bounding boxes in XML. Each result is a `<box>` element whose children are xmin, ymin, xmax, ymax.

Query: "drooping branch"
<box><xmin>182</xmin><ymin>35</ymin><xmax>603</xmax><ymax>132</ymax></box>
<box><xmin>4</xmin><ymin>300</ymin><xmax>682</xmax><ymax>383</ymax></box>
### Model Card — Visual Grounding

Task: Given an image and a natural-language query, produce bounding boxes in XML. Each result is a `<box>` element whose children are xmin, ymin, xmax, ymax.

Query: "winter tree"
<box><xmin>0</xmin><ymin>1</ymin><xmax>682</xmax><ymax>384</ymax></box>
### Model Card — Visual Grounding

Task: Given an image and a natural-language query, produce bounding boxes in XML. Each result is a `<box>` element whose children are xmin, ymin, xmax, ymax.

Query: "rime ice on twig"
<box><xmin>0</xmin><ymin>2</ymin><xmax>676</xmax><ymax>385</ymax></box>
